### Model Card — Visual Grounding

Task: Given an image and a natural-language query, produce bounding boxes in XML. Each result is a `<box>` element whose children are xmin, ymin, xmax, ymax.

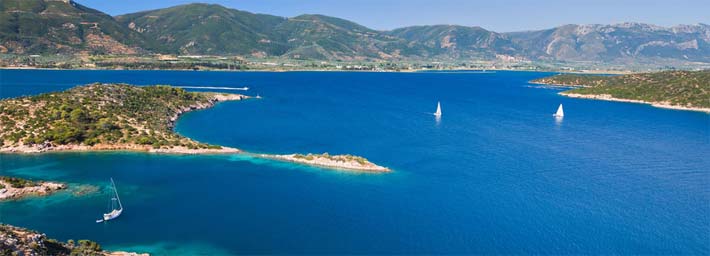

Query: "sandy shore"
<box><xmin>260</xmin><ymin>153</ymin><xmax>390</xmax><ymax>172</ymax></box>
<box><xmin>561</xmin><ymin>93</ymin><xmax>710</xmax><ymax>113</ymax></box>
<box><xmin>0</xmin><ymin>180</ymin><xmax>66</xmax><ymax>200</ymax></box>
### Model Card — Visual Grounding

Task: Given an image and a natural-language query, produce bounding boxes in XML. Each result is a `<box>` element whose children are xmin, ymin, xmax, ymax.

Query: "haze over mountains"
<box><xmin>2</xmin><ymin>0</ymin><xmax>709</xmax><ymax>64</ymax></box>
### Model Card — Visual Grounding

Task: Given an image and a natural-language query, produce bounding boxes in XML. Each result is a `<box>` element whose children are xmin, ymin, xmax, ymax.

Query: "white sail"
<box><xmin>97</xmin><ymin>178</ymin><xmax>123</xmax><ymax>223</ymax></box>
<box><xmin>434</xmin><ymin>101</ymin><xmax>442</xmax><ymax>117</ymax></box>
<box><xmin>554</xmin><ymin>104</ymin><xmax>564</xmax><ymax>117</ymax></box>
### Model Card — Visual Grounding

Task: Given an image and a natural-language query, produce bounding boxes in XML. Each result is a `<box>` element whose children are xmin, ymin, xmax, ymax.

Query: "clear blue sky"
<box><xmin>75</xmin><ymin>0</ymin><xmax>709</xmax><ymax>32</ymax></box>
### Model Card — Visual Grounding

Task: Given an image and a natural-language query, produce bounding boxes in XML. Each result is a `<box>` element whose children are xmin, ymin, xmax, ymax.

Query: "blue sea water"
<box><xmin>0</xmin><ymin>69</ymin><xmax>709</xmax><ymax>255</ymax></box>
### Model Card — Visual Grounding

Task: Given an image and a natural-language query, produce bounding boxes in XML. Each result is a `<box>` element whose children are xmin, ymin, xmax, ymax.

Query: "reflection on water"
<box><xmin>555</xmin><ymin>115</ymin><xmax>564</xmax><ymax>125</ymax></box>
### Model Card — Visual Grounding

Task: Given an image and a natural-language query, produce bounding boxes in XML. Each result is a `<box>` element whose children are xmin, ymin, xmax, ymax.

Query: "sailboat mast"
<box><xmin>110</xmin><ymin>178</ymin><xmax>123</xmax><ymax>210</ymax></box>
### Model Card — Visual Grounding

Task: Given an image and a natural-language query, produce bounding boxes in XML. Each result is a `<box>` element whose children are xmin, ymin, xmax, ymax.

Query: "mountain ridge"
<box><xmin>1</xmin><ymin>0</ymin><xmax>708</xmax><ymax>64</ymax></box>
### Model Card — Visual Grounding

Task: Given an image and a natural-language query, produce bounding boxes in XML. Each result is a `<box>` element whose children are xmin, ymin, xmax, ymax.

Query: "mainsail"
<box><xmin>554</xmin><ymin>104</ymin><xmax>564</xmax><ymax>117</ymax></box>
<box><xmin>434</xmin><ymin>101</ymin><xmax>442</xmax><ymax>117</ymax></box>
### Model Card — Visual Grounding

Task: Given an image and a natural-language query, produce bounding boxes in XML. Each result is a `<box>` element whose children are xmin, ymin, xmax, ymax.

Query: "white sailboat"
<box><xmin>553</xmin><ymin>104</ymin><xmax>564</xmax><ymax>117</ymax></box>
<box><xmin>96</xmin><ymin>178</ymin><xmax>123</xmax><ymax>223</ymax></box>
<box><xmin>434</xmin><ymin>101</ymin><xmax>442</xmax><ymax>117</ymax></box>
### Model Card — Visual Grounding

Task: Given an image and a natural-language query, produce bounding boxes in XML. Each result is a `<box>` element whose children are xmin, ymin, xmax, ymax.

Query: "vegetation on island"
<box><xmin>0</xmin><ymin>176</ymin><xmax>38</xmax><ymax>188</ymax></box>
<box><xmin>532</xmin><ymin>70</ymin><xmax>710</xmax><ymax>108</ymax></box>
<box><xmin>0</xmin><ymin>83</ymin><xmax>237</xmax><ymax>150</ymax></box>
<box><xmin>0</xmin><ymin>224</ymin><xmax>130</xmax><ymax>256</ymax></box>
<box><xmin>531</xmin><ymin>73</ymin><xmax>613</xmax><ymax>87</ymax></box>
<box><xmin>293</xmin><ymin>153</ymin><xmax>370</xmax><ymax>165</ymax></box>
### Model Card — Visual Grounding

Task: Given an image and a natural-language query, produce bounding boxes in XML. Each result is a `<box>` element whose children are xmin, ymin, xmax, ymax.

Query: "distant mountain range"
<box><xmin>2</xmin><ymin>0</ymin><xmax>709</xmax><ymax>64</ymax></box>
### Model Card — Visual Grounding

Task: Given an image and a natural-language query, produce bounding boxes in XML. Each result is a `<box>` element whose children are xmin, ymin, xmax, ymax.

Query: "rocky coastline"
<box><xmin>261</xmin><ymin>153</ymin><xmax>391</xmax><ymax>172</ymax></box>
<box><xmin>0</xmin><ymin>224</ymin><xmax>147</xmax><ymax>256</ymax></box>
<box><xmin>0</xmin><ymin>178</ymin><xmax>66</xmax><ymax>201</ymax></box>
<box><xmin>0</xmin><ymin>92</ymin><xmax>247</xmax><ymax>154</ymax></box>
<box><xmin>561</xmin><ymin>92</ymin><xmax>710</xmax><ymax>113</ymax></box>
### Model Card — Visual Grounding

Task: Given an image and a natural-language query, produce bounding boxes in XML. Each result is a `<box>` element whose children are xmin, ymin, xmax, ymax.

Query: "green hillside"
<box><xmin>1</xmin><ymin>0</ymin><xmax>708</xmax><ymax>63</ymax></box>
<box><xmin>0</xmin><ymin>0</ymin><xmax>148</xmax><ymax>54</ymax></box>
<box><xmin>533</xmin><ymin>70</ymin><xmax>710</xmax><ymax>108</ymax></box>
<box><xmin>0</xmin><ymin>83</ymin><xmax>239</xmax><ymax>149</ymax></box>
<box><xmin>115</xmin><ymin>3</ymin><xmax>288</xmax><ymax>55</ymax></box>
<box><xmin>274</xmin><ymin>14</ymin><xmax>417</xmax><ymax>60</ymax></box>
<box><xmin>388</xmin><ymin>25</ymin><xmax>518</xmax><ymax>59</ymax></box>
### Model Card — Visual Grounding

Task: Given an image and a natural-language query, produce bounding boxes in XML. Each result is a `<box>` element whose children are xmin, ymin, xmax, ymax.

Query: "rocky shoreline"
<box><xmin>0</xmin><ymin>179</ymin><xmax>66</xmax><ymax>201</ymax></box>
<box><xmin>561</xmin><ymin>92</ymin><xmax>710</xmax><ymax>113</ymax></box>
<box><xmin>261</xmin><ymin>153</ymin><xmax>391</xmax><ymax>172</ymax></box>
<box><xmin>0</xmin><ymin>92</ymin><xmax>247</xmax><ymax>154</ymax></box>
<box><xmin>528</xmin><ymin>81</ymin><xmax>588</xmax><ymax>88</ymax></box>
<box><xmin>0</xmin><ymin>85</ymin><xmax>390</xmax><ymax>172</ymax></box>
<box><xmin>0</xmin><ymin>224</ymin><xmax>147</xmax><ymax>256</ymax></box>
<box><xmin>0</xmin><ymin>143</ymin><xmax>242</xmax><ymax>154</ymax></box>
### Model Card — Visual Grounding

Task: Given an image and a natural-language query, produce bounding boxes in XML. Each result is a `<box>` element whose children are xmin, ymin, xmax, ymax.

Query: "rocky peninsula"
<box><xmin>0</xmin><ymin>83</ymin><xmax>245</xmax><ymax>154</ymax></box>
<box><xmin>0</xmin><ymin>83</ymin><xmax>389</xmax><ymax>172</ymax></box>
<box><xmin>0</xmin><ymin>224</ymin><xmax>147</xmax><ymax>256</ymax></box>
<box><xmin>531</xmin><ymin>70</ymin><xmax>710</xmax><ymax>113</ymax></box>
<box><xmin>0</xmin><ymin>176</ymin><xmax>66</xmax><ymax>201</ymax></box>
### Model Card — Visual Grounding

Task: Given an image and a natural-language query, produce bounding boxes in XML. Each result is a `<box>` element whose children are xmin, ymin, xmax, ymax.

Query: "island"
<box><xmin>0</xmin><ymin>83</ymin><xmax>389</xmax><ymax>172</ymax></box>
<box><xmin>0</xmin><ymin>176</ymin><xmax>66</xmax><ymax>201</ymax></box>
<box><xmin>262</xmin><ymin>153</ymin><xmax>390</xmax><ymax>172</ymax></box>
<box><xmin>0</xmin><ymin>83</ymin><xmax>244</xmax><ymax>154</ymax></box>
<box><xmin>531</xmin><ymin>70</ymin><xmax>710</xmax><ymax>113</ymax></box>
<box><xmin>0</xmin><ymin>224</ymin><xmax>146</xmax><ymax>256</ymax></box>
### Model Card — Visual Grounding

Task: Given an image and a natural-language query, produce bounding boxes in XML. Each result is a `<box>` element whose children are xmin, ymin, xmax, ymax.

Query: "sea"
<box><xmin>0</xmin><ymin>69</ymin><xmax>708</xmax><ymax>255</ymax></box>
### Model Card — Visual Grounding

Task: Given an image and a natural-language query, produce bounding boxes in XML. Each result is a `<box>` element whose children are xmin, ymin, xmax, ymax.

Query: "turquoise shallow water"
<box><xmin>0</xmin><ymin>70</ymin><xmax>709</xmax><ymax>254</ymax></box>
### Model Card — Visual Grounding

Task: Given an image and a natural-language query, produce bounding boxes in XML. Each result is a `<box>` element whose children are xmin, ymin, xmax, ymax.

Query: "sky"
<box><xmin>75</xmin><ymin>0</ymin><xmax>710</xmax><ymax>32</ymax></box>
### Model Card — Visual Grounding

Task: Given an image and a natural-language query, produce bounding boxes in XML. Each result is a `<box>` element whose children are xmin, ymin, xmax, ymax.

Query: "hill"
<box><xmin>117</xmin><ymin>6</ymin><xmax>416</xmax><ymax>60</ymax></box>
<box><xmin>387</xmin><ymin>25</ymin><xmax>519</xmax><ymax>60</ymax></box>
<box><xmin>115</xmin><ymin>3</ymin><xmax>287</xmax><ymax>56</ymax></box>
<box><xmin>532</xmin><ymin>70</ymin><xmax>710</xmax><ymax>111</ymax></box>
<box><xmin>0</xmin><ymin>83</ymin><xmax>246</xmax><ymax>153</ymax></box>
<box><xmin>0</xmin><ymin>0</ymin><xmax>148</xmax><ymax>54</ymax></box>
<box><xmin>273</xmin><ymin>14</ymin><xmax>416</xmax><ymax>60</ymax></box>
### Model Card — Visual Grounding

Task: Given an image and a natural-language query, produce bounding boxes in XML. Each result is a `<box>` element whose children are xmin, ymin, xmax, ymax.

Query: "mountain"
<box><xmin>272</xmin><ymin>14</ymin><xmax>417</xmax><ymax>60</ymax></box>
<box><xmin>0</xmin><ymin>0</ymin><xmax>147</xmax><ymax>54</ymax></box>
<box><xmin>117</xmin><ymin>7</ymin><xmax>417</xmax><ymax>60</ymax></box>
<box><xmin>506</xmin><ymin>23</ymin><xmax>710</xmax><ymax>62</ymax></box>
<box><xmin>387</xmin><ymin>25</ymin><xmax>519</xmax><ymax>59</ymax></box>
<box><xmin>1</xmin><ymin>1</ymin><xmax>709</xmax><ymax>64</ymax></box>
<box><xmin>115</xmin><ymin>3</ymin><xmax>288</xmax><ymax>56</ymax></box>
